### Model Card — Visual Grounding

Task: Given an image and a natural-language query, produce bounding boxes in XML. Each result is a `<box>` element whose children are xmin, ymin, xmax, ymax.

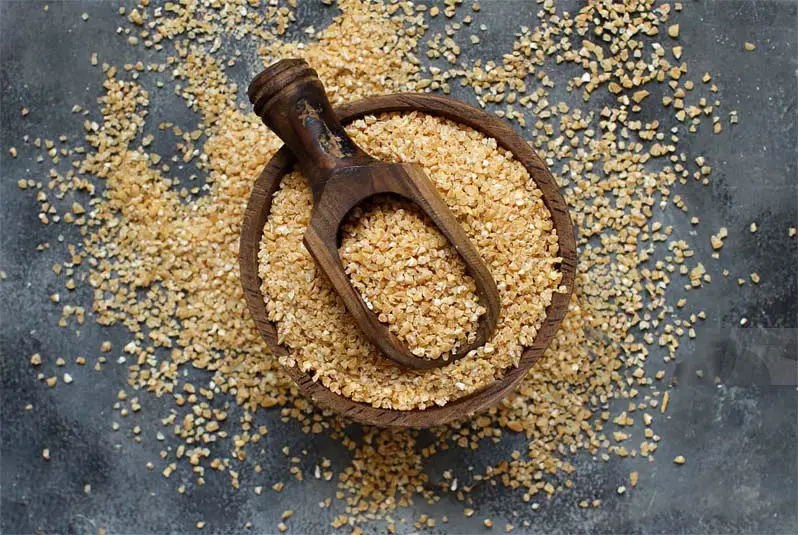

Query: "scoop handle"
<box><xmin>248</xmin><ymin>59</ymin><xmax>374</xmax><ymax>198</ymax></box>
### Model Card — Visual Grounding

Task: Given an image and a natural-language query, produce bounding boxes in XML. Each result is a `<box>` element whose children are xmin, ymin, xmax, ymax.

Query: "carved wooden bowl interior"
<box><xmin>239</xmin><ymin>93</ymin><xmax>577</xmax><ymax>428</ymax></box>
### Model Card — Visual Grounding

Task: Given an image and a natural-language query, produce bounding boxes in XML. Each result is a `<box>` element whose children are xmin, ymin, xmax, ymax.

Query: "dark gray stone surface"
<box><xmin>1</xmin><ymin>1</ymin><xmax>796</xmax><ymax>534</ymax></box>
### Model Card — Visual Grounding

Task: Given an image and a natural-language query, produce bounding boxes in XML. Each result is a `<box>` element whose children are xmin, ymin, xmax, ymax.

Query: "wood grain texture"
<box><xmin>248</xmin><ymin>59</ymin><xmax>501</xmax><ymax>370</ymax></box>
<box><xmin>239</xmin><ymin>93</ymin><xmax>577</xmax><ymax>428</ymax></box>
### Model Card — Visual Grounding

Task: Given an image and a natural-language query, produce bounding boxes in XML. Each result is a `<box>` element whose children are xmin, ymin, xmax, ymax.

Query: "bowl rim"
<box><xmin>239</xmin><ymin>93</ymin><xmax>577</xmax><ymax>428</ymax></box>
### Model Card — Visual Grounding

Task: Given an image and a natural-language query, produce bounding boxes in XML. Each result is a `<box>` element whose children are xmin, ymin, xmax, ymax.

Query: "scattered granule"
<box><xmin>100</xmin><ymin>341</ymin><xmax>112</xmax><ymax>353</ymax></box>
<box><xmin>196</xmin><ymin>521</ymin><xmax>205</xmax><ymax>529</ymax></box>
<box><xmin>259</xmin><ymin>112</ymin><xmax>562</xmax><ymax>409</ymax></box>
<box><xmin>339</xmin><ymin>197</ymin><xmax>485</xmax><ymax>359</ymax></box>
<box><xmin>162</xmin><ymin>463</ymin><xmax>176</xmax><ymax>478</ymax></box>
<box><xmin>789</xmin><ymin>227</ymin><xmax>796</xmax><ymax>238</ymax></box>
<box><xmin>9</xmin><ymin>147</ymin><xmax>17</xmax><ymax>158</ymax></box>
<box><xmin>630</xmin><ymin>472</ymin><xmax>639</xmax><ymax>487</ymax></box>
<box><xmin>632</xmin><ymin>90</ymin><xmax>650</xmax><ymax>103</ymax></box>
<box><xmin>750</xmin><ymin>222</ymin><xmax>757</xmax><ymax>233</ymax></box>
<box><xmin>744</xmin><ymin>42</ymin><xmax>756</xmax><ymax>51</ymax></box>
<box><xmin>42</xmin><ymin>448</ymin><xmax>50</xmax><ymax>460</ymax></box>
<box><xmin>30</xmin><ymin>353</ymin><xmax>42</xmax><ymax>366</ymax></box>
<box><xmin>710</xmin><ymin>228</ymin><xmax>727</xmax><ymax>250</ymax></box>
<box><xmin>483</xmin><ymin>518</ymin><xmax>493</xmax><ymax>529</ymax></box>
<box><xmin>128</xmin><ymin>8</ymin><xmax>143</xmax><ymax>25</ymax></box>
<box><xmin>673</xmin><ymin>455</ymin><xmax>686</xmax><ymax>465</ymax></box>
<box><xmin>750</xmin><ymin>272</ymin><xmax>761</xmax><ymax>284</ymax></box>
<box><xmin>668</xmin><ymin>24</ymin><xmax>680</xmax><ymax>38</ymax></box>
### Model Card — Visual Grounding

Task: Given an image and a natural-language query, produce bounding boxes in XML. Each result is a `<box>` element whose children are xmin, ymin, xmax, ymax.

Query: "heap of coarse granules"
<box><xmin>14</xmin><ymin>0</ymin><xmax>778</xmax><ymax>530</ymax></box>
<box><xmin>259</xmin><ymin>111</ymin><xmax>562</xmax><ymax>408</ymax></box>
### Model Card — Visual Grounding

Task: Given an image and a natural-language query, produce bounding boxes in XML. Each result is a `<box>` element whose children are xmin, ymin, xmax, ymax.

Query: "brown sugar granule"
<box><xmin>259</xmin><ymin>112</ymin><xmax>562</xmax><ymax>409</ymax></box>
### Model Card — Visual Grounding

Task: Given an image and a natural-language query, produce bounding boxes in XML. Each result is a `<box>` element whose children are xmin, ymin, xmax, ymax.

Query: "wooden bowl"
<box><xmin>239</xmin><ymin>94</ymin><xmax>577</xmax><ymax>428</ymax></box>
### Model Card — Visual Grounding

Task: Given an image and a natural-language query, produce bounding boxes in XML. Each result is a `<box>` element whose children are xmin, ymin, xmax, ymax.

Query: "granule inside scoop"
<box><xmin>339</xmin><ymin>195</ymin><xmax>485</xmax><ymax>360</ymax></box>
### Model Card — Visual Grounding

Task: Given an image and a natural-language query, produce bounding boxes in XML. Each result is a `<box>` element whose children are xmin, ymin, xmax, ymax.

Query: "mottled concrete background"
<box><xmin>1</xmin><ymin>1</ymin><xmax>796</xmax><ymax>533</ymax></box>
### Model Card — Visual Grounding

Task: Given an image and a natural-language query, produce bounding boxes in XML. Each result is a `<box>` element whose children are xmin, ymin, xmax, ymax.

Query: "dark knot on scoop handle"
<box><xmin>248</xmin><ymin>59</ymin><xmax>374</xmax><ymax>199</ymax></box>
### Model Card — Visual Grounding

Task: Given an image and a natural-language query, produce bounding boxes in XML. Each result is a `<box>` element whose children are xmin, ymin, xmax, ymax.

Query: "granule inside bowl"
<box><xmin>340</xmin><ymin>195</ymin><xmax>486</xmax><ymax>360</ymax></box>
<box><xmin>258</xmin><ymin>111</ymin><xmax>564</xmax><ymax>410</ymax></box>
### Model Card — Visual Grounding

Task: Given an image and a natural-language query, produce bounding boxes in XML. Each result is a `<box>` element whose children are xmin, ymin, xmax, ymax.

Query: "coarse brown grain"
<box><xmin>340</xmin><ymin>197</ymin><xmax>486</xmax><ymax>359</ymax></box>
<box><xmin>258</xmin><ymin>112</ymin><xmax>562</xmax><ymax>409</ymax></box>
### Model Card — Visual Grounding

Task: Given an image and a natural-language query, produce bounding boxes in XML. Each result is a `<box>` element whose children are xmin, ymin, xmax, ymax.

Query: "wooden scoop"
<box><xmin>248</xmin><ymin>59</ymin><xmax>500</xmax><ymax>371</ymax></box>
